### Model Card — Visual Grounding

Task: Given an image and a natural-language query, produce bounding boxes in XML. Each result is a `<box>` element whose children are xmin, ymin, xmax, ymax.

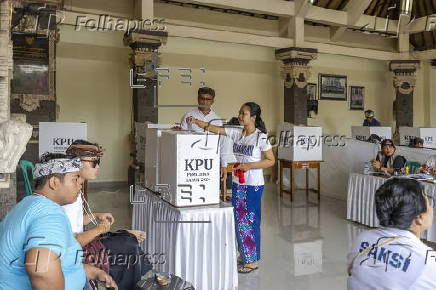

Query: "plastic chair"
<box><xmin>405</xmin><ymin>161</ymin><xmax>422</xmax><ymax>174</ymax></box>
<box><xmin>19</xmin><ymin>160</ymin><xmax>35</xmax><ymax>197</ymax></box>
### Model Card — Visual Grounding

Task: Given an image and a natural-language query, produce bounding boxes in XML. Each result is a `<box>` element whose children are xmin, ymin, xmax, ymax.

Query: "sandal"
<box><xmin>238</xmin><ymin>265</ymin><xmax>258</xmax><ymax>274</ymax></box>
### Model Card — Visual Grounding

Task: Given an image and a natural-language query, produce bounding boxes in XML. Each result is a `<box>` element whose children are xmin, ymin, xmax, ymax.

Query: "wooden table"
<box><xmin>221</xmin><ymin>164</ymin><xmax>235</xmax><ymax>201</ymax></box>
<box><xmin>279</xmin><ymin>159</ymin><xmax>321</xmax><ymax>201</ymax></box>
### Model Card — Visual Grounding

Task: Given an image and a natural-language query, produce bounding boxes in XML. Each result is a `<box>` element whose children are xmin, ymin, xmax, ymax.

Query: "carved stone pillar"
<box><xmin>389</xmin><ymin>60</ymin><xmax>419</xmax><ymax>128</ymax></box>
<box><xmin>124</xmin><ymin>31</ymin><xmax>167</xmax><ymax>123</ymax></box>
<box><xmin>124</xmin><ymin>31</ymin><xmax>167</xmax><ymax>185</ymax></box>
<box><xmin>275</xmin><ymin>47</ymin><xmax>317</xmax><ymax>126</ymax></box>
<box><xmin>0</xmin><ymin>0</ymin><xmax>13</xmax><ymax>123</ymax></box>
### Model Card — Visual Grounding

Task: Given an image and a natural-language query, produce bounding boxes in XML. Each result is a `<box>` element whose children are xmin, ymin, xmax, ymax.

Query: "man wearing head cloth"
<box><xmin>371</xmin><ymin>139</ymin><xmax>407</xmax><ymax>175</ymax></box>
<box><xmin>0</xmin><ymin>154</ymin><xmax>117</xmax><ymax>290</ymax></box>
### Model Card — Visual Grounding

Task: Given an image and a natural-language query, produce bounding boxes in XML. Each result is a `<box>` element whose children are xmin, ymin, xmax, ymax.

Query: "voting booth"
<box><xmin>351</xmin><ymin>126</ymin><xmax>392</xmax><ymax>142</ymax></box>
<box><xmin>159</xmin><ymin>131</ymin><xmax>220</xmax><ymax>207</ymax></box>
<box><xmin>38</xmin><ymin>122</ymin><xmax>87</xmax><ymax>157</ymax></box>
<box><xmin>399</xmin><ymin>127</ymin><xmax>436</xmax><ymax>148</ymax></box>
<box><xmin>277</xmin><ymin>123</ymin><xmax>323</xmax><ymax>161</ymax></box>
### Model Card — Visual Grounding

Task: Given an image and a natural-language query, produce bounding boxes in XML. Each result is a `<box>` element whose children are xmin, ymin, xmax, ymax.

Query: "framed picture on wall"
<box><xmin>350</xmin><ymin>86</ymin><xmax>365</xmax><ymax>110</ymax></box>
<box><xmin>319</xmin><ymin>74</ymin><xmax>347</xmax><ymax>101</ymax></box>
<box><xmin>307</xmin><ymin>83</ymin><xmax>317</xmax><ymax>100</ymax></box>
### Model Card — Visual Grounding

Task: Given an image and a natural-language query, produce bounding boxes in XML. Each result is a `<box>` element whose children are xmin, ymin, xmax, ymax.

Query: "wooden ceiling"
<box><xmin>312</xmin><ymin>0</ymin><xmax>436</xmax><ymax>51</ymax></box>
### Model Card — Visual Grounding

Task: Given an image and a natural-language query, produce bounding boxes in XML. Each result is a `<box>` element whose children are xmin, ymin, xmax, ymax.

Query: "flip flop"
<box><xmin>238</xmin><ymin>265</ymin><xmax>258</xmax><ymax>274</ymax></box>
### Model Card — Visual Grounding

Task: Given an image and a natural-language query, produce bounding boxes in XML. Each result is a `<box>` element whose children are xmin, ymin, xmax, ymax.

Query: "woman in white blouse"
<box><xmin>187</xmin><ymin>102</ymin><xmax>275</xmax><ymax>274</ymax></box>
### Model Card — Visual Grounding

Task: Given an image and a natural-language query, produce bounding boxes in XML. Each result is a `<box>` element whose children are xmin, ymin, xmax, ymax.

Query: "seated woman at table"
<box><xmin>348</xmin><ymin>178</ymin><xmax>436</xmax><ymax>289</ymax></box>
<box><xmin>419</xmin><ymin>155</ymin><xmax>436</xmax><ymax>175</ymax></box>
<box><xmin>371</xmin><ymin>139</ymin><xmax>406</xmax><ymax>175</ymax></box>
<box><xmin>61</xmin><ymin>141</ymin><xmax>151</xmax><ymax>289</ymax></box>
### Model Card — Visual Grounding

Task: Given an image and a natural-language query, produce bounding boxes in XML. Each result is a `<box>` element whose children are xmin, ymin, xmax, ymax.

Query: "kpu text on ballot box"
<box><xmin>399</xmin><ymin>127</ymin><xmax>436</xmax><ymax>148</ymax></box>
<box><xmin>159</xmin><ymin>131</ymin><xmax>220</xmax><ymax>207</ymax></box>
<box><xmin>351</xmin><ymin>126</ymin><xmax>392</xmax><ymax>142</ymax></box>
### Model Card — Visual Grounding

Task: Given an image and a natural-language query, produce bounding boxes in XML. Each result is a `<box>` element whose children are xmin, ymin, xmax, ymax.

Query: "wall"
<box><xmin>56</xmin><ymin>23</ymin><xmax>429</xmax><ymax>183</ymax></box>
<box><xmin>56</xmin><ymin>25</ymin><xmax>132</xmax><ymax>183</ymax></box>
<box><xmin>305</xmin><ymin>54</ymin><xmax>395</xmax><ymax>137</ymax></box>
<box><xmin>157</xmin><ymin>37</ymin><xmax>282</xmax><ymax>133</ymax></box>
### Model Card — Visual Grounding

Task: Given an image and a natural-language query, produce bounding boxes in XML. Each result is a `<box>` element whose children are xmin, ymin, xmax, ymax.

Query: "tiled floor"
<box><xmin>88</xmin><ymin>183</ymin><xmax>367</xmax><ymax>290</ymax></box>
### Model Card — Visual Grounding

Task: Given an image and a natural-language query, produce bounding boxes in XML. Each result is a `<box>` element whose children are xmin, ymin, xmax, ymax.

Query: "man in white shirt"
<box><xmin>179</xmin><ymin>87</ymin><xmax>223</xmax><ymax>131</ymax></box>
<box><xmin>179</xmin><ymin>87</ymin><xmax>236</xmax><ymax>181</ymax></box>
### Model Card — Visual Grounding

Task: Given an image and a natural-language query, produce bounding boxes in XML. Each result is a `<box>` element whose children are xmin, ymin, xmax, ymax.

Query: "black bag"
<box><xmin>101</xmin><ymin>230</ymin><xmax>153</xmax><ymax>290</ymax></box>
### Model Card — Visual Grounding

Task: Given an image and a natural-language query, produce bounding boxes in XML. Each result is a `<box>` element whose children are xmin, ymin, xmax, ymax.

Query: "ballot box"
<box><xmin>144</xmin><ymin>123</ymin><xmax>174</xmax><ymax>189</ymax></box>
<box><xmin>351</xmin><ymin>126</ymin><xmax>392</xmax><ymax>142</ymax></box>
<box><xmin>399</xmin><ymin>127</ymin><xmax>436</xmax><ymax>148</ymax></box>
<box><xmin>159</xmin><ymin>131</ymin><xmax>220</xmax><ymax>207</ymax></box>
<box><xmin>277</xmin><ymin>123</ymin><xmax>323</xmax><ymax>161</ymax></box>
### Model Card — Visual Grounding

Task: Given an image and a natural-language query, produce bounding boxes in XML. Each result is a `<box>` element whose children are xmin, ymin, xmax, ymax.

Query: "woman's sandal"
<box><xmin>238</xmin><ymin>265</ymin><xmax>258</xmax><ymax>274</ymax></box>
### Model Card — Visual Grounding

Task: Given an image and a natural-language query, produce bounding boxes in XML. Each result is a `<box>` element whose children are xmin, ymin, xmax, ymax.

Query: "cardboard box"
<box><xmin>277</xmin><ymin>123</ymin><xmax>323</xmax><ymax>161</ymax></box>
<box><xmin>399</xmin><ymin>127</ymin><xmax>436</xmax><ymax>148</ymax></box>
<box><xmin>159</xmin><ymin>131</ymin><xmax>220</xmax><ymax>207</ymax></box>
<box><xmin>351</xmin><ymin>126</ymin><xmax>392</xmax><ymax>142</ymax></box>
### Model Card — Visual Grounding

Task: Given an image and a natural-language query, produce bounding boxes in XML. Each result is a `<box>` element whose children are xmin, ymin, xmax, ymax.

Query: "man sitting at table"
<box><xmin>419</xmin><ymin>155</ymin><xmax>436</xmax><ymax>175</ymax></box>
<box><xmin>371</xmin><ymin>139</ymin><xmax>406</xmax><ymax>175</ymax></box>
<box><xmin>363</xmin><ymin>110</ymin><xmax>381</xmax><ymax>127</ymax></box>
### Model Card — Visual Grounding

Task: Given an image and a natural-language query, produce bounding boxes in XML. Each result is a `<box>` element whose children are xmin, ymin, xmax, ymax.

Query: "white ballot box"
<box><xmin>399</xmin><ymin>127</ymin><xmax>436</xmax><ymax>148</ymax></box>
<box><xmin>159</xmin><ymin>131</ymin><xmax>220</xmax><ymax>207</ymax></box>
<box><xmin>351</xmin><ymin>126</ymin><xmax>392</xmax><ymax>142</ymax></box>
<box><xmin>277</xmin><ymin>123</ymin><xmax>323</xmax><ymax>161</ymax></box>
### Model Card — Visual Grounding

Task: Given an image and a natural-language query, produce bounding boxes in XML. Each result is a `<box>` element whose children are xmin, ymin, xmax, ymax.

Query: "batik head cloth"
<box><xmin>66</xmin><ymin>144</ymin><xmax>105</xmax><ymax>158</ymax></box>
<box><xmin>33</xmin><ymin>157</ymin><xmax>82</xmax><ymax>179</ymax></box>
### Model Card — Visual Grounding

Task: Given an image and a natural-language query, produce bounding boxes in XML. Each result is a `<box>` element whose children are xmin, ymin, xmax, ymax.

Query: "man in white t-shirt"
<box><xmin>348</xmin><ymin>178</ymin><xmax>436</xmax><ymax>290</ymax></box>
<box><xmin>179</xmin><ymin>87</ymin><xmax>223</xmax><ymax>132</ymax></box>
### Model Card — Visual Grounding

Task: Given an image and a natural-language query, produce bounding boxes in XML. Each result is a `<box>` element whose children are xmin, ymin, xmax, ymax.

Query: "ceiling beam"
<box><xmin>171</xmin><ymin>0</ymin><xmax>400</xmax><ymax>34</ymax></box>
<box><xmin>295</xmin><ymin>0</ymin><xmax>313</xmax><ymax>18</ymax></box>
<box><xmin>331</xmin><ymin>0</ymin><xmax>371</xmax><ymax>41</ymax></box>
<box><xmin>346</xmin><ymin>0</ymin><xmax>372</xmax><ymax>26</ymax></box>
<box><xmin>414</xmin><ymin>48</ymin><xmax>436</xmax><ymax>59</ymax></box>
<box><xmin>170</xmin><ymin>0</ymin><xmax>296</xmax><ymax>17</ymax></box>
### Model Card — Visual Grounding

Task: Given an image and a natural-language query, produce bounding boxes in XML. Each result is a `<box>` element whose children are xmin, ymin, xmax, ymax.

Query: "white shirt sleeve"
<box><xmin>258</xmin><ymin>132</ymin><xmax>272</xmax><ymax>152</ymax></box>
<box><xmin>180</xmin><ymin>112</ymin><xmax>189</xmax><ymax>130</ymax></box>
<box><xmin>224</xmin><ymin>127</ymin><xmax>242</xmax><ymax>142</ymax></box>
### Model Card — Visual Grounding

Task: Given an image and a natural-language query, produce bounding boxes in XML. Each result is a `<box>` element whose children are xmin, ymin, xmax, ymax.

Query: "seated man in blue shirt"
<box><xmin>0</xmin><ymin>155</ymin><xmax>117</xmax><ymax>290</ymax></box>
<box><xmin>363</xmin><ymin>110</ymin><xmax>381</xmax><ymax>127</ymax></box>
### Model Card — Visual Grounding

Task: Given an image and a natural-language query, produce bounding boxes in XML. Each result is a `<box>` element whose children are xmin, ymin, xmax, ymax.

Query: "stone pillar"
<box><xmin>0</xmin><ymin>0</ymin><xmax>15</xmax><ymax>220</ymax></box>
<box><xmin>124</xmin><ymin>31</ymin><xmax>167</xmax><ymax>186</ymax></box>
<box><xmin>389</xmin><ymin>60</ymin><xmax>420</xmax><ymax>128</ymax></box>
<box><xmin>0</xmin><ymin>0</ymin><xmax>13</xmax><ymax>123</ymax></box>
<box><xmin>124</xmin><ymin>31</ymin><xmax>167</xmax><ymax>123</ymax></box>
<box><xmin>275</xmin><ymin>47</ymin><xmax>317</xmax><ymax>126</ymax></box>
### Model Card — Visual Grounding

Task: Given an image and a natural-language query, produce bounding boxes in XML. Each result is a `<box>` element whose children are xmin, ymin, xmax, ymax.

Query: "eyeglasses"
<box><xmin>198</xmin><ymin>96</ymin><xmax>214</xmax><ymax>101</ymax></box>
<box><xmin>81</xmin><ymin>158</ymin><xmax>100</xmax><ymax>168</ymax></box>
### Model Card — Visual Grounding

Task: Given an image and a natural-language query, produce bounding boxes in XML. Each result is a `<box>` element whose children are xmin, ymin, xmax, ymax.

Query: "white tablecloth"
<box><xmin>132</xmin><ymin>187</ymin><xmax>238</xmax><ymax>290</ymax></box>
<box><xmin>347</xmin><ymin>173</ymin><xmax>436</xmax><ymax>241</ymax></box>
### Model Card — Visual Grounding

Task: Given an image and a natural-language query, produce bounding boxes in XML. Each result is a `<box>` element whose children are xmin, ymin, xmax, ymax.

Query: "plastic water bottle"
<box><xmin>363</xmin><ymin>162</ymin><xmax>370</xmax><ymax>175</ymax></box>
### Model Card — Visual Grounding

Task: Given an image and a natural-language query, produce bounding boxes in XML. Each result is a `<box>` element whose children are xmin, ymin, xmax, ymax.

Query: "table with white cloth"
<box><xmin>132</xmin><ymin>186</ymin><xmax>238</xmax><ymax>290</ymax></box>
<box><xmin>347</xmin><ymin>173</ymin><xmax>436</xmax><ymax>241</ymax></box>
